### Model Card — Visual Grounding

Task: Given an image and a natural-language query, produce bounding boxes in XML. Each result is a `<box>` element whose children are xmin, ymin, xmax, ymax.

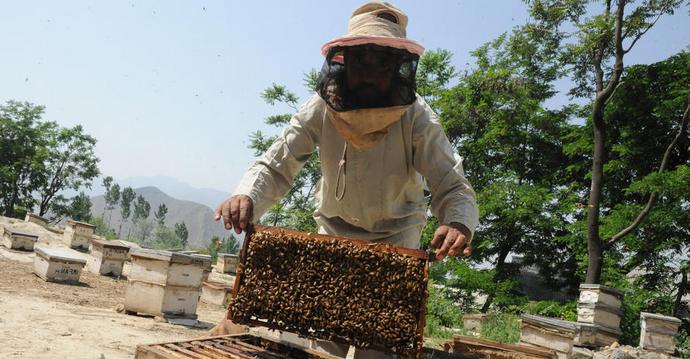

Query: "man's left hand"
<box><xmin>431</xmin><ymin>222</ymin><xmax>472</xmax><ymax>260</ymax></box>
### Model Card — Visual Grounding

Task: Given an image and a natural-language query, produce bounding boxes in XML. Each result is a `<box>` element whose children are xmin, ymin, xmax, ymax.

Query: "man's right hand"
<box><xmin>214</xmin><ymin>195</ymin><xmax>253</xmax><ymax>234</ymax></box>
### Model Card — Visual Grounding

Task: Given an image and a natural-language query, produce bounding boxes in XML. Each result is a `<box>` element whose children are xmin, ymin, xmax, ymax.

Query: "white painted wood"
<box><xmin>520</xmin><ymin>315</ymin><xmax>575</xmax><ymax>356</ymax></box>
<box><xmin>577</xmin><ymin>303</ymin><xmax>622</xmax><ymax>329</ymax></box>
<box><xmin>2</xmin><ymin>229</ymin><xmax>38</xmax><ymax>251</ymax></box>
<box><xmin>639</xmin><ymin>312</ymin><xmax>681</xmax><ymax>353</ymax></box>
<box><xmin>33</xmin><ymin>247</ymin><xmax>86</xmax><ymax>283</ymax></box>
<box><xmin>24</xmin><ymin>213</ymin><xmax>49</xmax><ymax>226</ymax></box>
<box><xmin>217</xmin><ymin>253</ymin><xmax>239</xmax><ymax>274</ymax></box>
<box><xmin>578</xmin><ymin>284</ymin><xmax>623</xmax><ymax>308</ymax></box>
<box><xmin>124</xmin><ymin>281</ymin><xmax>201</xmax><ymax>317</ymax></box>
<box><xmin>200</xmin><ymin>281</ymin><xmax>231</xmax><ymax>306</ymax></box>
<box><xmin>87</xmin><ymin>256</ymin><xmax>125</xmax><ymax>276</ymax></box>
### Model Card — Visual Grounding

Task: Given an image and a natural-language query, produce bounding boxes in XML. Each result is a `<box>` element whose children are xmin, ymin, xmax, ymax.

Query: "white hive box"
<box><xmin>63</xmin><ymin>219</ymin><xmax>96</xmax><ymax>250</ymax></box>
<box><xmin>520</xmin><ymin>314</ymin><xmax>577</xmax><ymax>359</ymax></box>
<box><xmin>24</xmin><ymin>213</ymin><xmax>49</xmax><ymax>226</ymax></box>
<box><xmin>88</xmin><ymin>239</ymin><xmax>131</xmax><ymax>276</ymax></box>
<box><xmin>200</xmin><ymin>280</ymin><xmax>233</xmax><ymax>306</ymax></box>
<box><xmin>578</xmin><ymin>284</ymin><xmax>623</xmax><ymax>308</ymax></box>
<box><xmin>216</xmin><ymin>253</ymin><xmax>239</xmax><ymax>274</ymax></box>
<box><xmin>576</xmin><ymin>302</ymin><xmax>623</xmax><ymax>329</ymax></box>
<box><xmin>639</xmin><ymin>312</ymin><xmax>682</xmax><ymax>354</ymax></box>
<box><xmin>575</xmin><ymin>322</ymin><xmax>621</xmax><ymax>348</ymax></box>
<box><xmin>124</xmin><ymin>248</ymin><xmax>212</xmax><ymax>318</ymax></box>
<box><xmin>33</xmin><ymin>246</ymin><xmax>87</xmax><ymax>283</ymax></box>
<box><xmin>462</xmin><ymin>313</ymin><xmax>494</xmax><ymax>333</ymax></box>
<box><xmin>2</xmin><ymin>227</ymin><xmax>39</xmax><ymax>251</ymax></box>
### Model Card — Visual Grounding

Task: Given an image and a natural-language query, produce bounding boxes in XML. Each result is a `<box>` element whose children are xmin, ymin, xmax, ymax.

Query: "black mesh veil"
<box><xmin>317</xmin><ymin>44</ymin><xmax>419</xmax><ymax>112</ymax></box>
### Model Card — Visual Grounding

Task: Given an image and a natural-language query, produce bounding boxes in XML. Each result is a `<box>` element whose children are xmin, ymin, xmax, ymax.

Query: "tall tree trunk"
<box><xmin>674</xmin><ymin>270</ymin><xmax>688</xmax><ymax>317</ymax></box>
<box><xmin>586</xmin><ymin>103</ymin><xmax>606</xmax><ymax>284</ymax></box>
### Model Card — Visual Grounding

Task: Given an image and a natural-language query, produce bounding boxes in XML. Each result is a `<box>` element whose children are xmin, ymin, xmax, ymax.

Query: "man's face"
<box><xmin>344</xmin><ymin>46</ymin><xmax>399</xmax><ymax>108</ymax></box>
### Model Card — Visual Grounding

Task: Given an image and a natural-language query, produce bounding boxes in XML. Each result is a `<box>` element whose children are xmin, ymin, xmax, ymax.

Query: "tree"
<box><xmin>527</xmin><ymin>0</ymin><xmax>685</xmax><ymax>283</ymax></box>
<box><xmin>65</xmin><ymin>192</ymin><xmax>92</xmax><ymax>222</ymax></box>
<box><xmin>35</xmin><ymin>124</ymin><xmax>100</xmax><ymax>217</ymax></box>
<box><xmin>132</xmin><ymin>194</ymin><xmax>152</xmax><ymax>242</ymax></box>
<box><xmin>154</xmin><ymin>203</ymin><xmax>168</xmax><ymax>226</ymax></box>
<box><xmin>119</xmin><ymin>187</ymin><xmax>135</xmax><ymax>237</ymax></box>
<box><xmin>0</xmin><ymin>101</ymin><xmax>51</xmax><ymax>218</ymax></box>
<box><xmin>207</xmin><ymin>235</ymin><xmax>240</xmax><ymax>261</ymax></box>
<box><xmin>105</xmin><ymin>183</ymin><xmax>120</xmax><ymax>225</ymax></box>
<box><xmin>249</xmin><ymin>75</ymin><xmax>321</xmax><ymax>232</ymax></box>
<box><xmin>101</xmin><ymin>176</ymin><xmax>113</xmax><ymax>218</ymax></box>
<box><xmin>174</xmin><ymin>222</ymin><xmax>189</xmax><ymax>249</ymax></box>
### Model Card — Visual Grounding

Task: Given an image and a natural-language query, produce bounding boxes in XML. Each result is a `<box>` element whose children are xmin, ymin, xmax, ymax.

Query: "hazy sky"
<box><xmin>1</xmin><ymin>1</ymin><xmax>688</xmax><ymax>193</ymax></box>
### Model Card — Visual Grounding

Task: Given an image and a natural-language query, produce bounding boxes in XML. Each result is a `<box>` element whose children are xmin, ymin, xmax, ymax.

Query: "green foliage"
<box><xmin>119</xmin><ymin>187</ymin><xmax>136</xmax><ymax>237</ymax></box>
<box><xmin>520</xmin><ymin>300</ymin><xmax>578</xmax><ymax>322</ymax></box>
<box><xmin>479</xmin><ymin>313</ymin><xmax>521</xmax><ymax>344</ymax></box>
<box><xmin>615</xmin><ymin>283</ymin><xmax>675</xmax><ymax>345</ymax></box>
<box><xmin>174</xmin><ymin>222</ymin><xmax>189</xmax><ymax>249</ymax></box>
<box><xmin>154</xmin><ymin>203</ymin><xmax>168</xmax><ymax>226</ymax></box>
<box><xmin>426</xmin><ymin>282</ymin><xmax>464</xmax><ymax>330</ymax></box>
<box><xmin>88</xmin><ymin>216</ymin><xmax>118</xmax><ymax>240</ymax></box>
<box><xmin>65</xmin><ymin>192</ymin><xmax>93</xmax><ymax>222</ymax></box>
<box><xmin>0</xmin><ymin>101</ymin><xmax>99</xmax><ymax>219</ymax></box>
<box><xmin>148</xmin><ymin>224</ymin><xmax>182</xmax><ymax>250</ymax></box>
<box><xmin>207</xmin><ymin>235</ymin><xmax>240</xmax><ymax>262</ymax></box>
<box><xmin>677</xmin><ymin>331</ymin><xmax>690</xmax><ymax>359</ymax></box>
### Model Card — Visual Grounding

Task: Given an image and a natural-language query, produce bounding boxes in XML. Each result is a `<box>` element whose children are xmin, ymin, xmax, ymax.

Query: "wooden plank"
<box><xmin>162</xmin><ymin>344</ymin><xmax>205</xmax><ymax>359</ymax></box>
<box><xmin>452</xmin><ymin>335</ymin><xmax>557</xmax><ymax>358</ymax></box>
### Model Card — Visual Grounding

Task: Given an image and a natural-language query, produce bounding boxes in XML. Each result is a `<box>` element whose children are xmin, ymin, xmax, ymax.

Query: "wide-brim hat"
<box><xmin>321</xmin><ymin>2</ymin><xmax>424</xmax><ymax>57</ymax></box>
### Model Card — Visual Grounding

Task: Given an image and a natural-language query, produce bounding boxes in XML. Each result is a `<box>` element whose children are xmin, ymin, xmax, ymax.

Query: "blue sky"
<box><xmin>1</xmin><ymin>1</ymin><xmax>688</xmax><ymax>194</ymax></box>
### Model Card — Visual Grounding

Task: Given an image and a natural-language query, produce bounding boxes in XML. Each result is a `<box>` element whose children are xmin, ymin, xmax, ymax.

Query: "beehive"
<box><xmin>228</xmin><ymin>225</ymin><xmax>430</xmax><ymax>358</ymax></box>
<box><xmin>2</xmin><ymin>227</ymin><xmax>39</xmax><ymax>251</ymax></box>
<box><xmin>578</xmin><ymin>284</ymin><xmax>623</xmax><ymax>308</ymax></box>
<box><xmin>24</xmin><ymin>213</ymin><xmax>49</xmax><ymax>226</ymax></box>
<box><xmin>217</xmin><ymin>253</ymin><xmax>240</xmax><ymax>274</ymax></box>
<box><xmin>124</xmin><ymin>248</ymin><xmax>211</xmax><ymax>318</ymax></box>
<box><xmin>448</xmin><ymin>335</ymin><xmax>557</xmax><ymax>359</ymax></box>
<box><xmin>201</xmin><ymin>281</ymin><xmax>233</xmax><ymax>306</ymax></box>
<box><xmin>639</xmin><ymin>312</ymin><xmax>682</xmax><ymax>354</ymax></box>
<box><xmin>576</xmin><ymin>302</ymin><xmax>623</xmax><ymax>329</ymax></box>
<box><xmin>462</xmin><ymin>313</ymin><xmax>494</xmax><ymax>333</ymax></box>
<box><xmin>33</xmin><ymin>246</ymin><xmax>87</xmax><ymax>283</ymax></box>
<box><xmin>520</xmin><ymin>314</ymin><xmax>577</xmax><ymax>359</ymax></box>
<box><xmin>88</xmin><ymin>239</ymin><xmax>131</xmax><ymax>276</ymax></box>
<box><xmin>63</xmin><ymin>219</ymin><xmax>96</xmax><ymax>250</ymax></box>
<box><xmin>575</xmin><ymin>322</ymin><xmax>621</xmax><ymax>348</ymax></box>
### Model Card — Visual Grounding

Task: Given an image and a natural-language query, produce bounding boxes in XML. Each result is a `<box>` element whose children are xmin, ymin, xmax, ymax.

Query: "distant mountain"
<box><xmin>90</xmin><ymin>186</ymin><xmax>232</xmax><ymax>247</ymax></box>
<box><xmin>117</xmin><ymin>176</ymin><xmax>230</xmax><ymax>210</ymax></box>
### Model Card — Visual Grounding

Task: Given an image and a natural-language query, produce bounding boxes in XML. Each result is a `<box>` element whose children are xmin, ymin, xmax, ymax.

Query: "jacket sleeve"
<box><xmin>411</xmin><ymin>102</ymin><xmax>479</xmax><ymax>236</ymax></box>
<box><xmin>232</xmin><ymin>95</ymin><xmax>323</xmax><ymax>219</ymax></box>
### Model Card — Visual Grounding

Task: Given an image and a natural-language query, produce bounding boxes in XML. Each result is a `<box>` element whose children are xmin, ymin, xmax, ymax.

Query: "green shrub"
<box><xmin>520</xmin><ymin>300</ymin><xmax>577</xmax><ymax>322</ymax></box>
<box><xmin>677</xmin><ymin>331</ymin><xmax>690</xmax><ymax>359</ymax></box>
<box><xmin>480</xmin><ymin>312</ymin><xmax>521</xmax><ymax>343</ymax></box>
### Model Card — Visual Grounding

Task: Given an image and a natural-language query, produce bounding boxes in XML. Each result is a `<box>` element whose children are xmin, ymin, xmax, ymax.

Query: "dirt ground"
<box><xmin>0</xmin><ymin>248</ymin><xmax>232</xmax><ymax>359</ymax></box>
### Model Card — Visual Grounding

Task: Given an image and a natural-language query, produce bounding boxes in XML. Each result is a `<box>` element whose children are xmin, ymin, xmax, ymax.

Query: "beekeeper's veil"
<box><xmin>317</xmin><ymin>2</ymin><xmax>424</xmax><ymax>149</ymax></box>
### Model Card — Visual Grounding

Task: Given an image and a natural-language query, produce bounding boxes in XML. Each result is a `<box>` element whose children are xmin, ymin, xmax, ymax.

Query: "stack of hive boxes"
<box><xmin>124</xmin><ymin>248</ymin><xmax>211</xmax><ymax>319</ymax></box>
<box><xmin>88</xmin><ymin>239</ymin><xmax>131</xmax><ymax>276</ymax></box>
<box><xmin>63</xmin><ymin>219</ymin><xmax>96</xmax><ymax>250</ymax></box>
<box><xmin>575</xmin><ymin>284</ymin><xmax>624</xmax><ymax>347</ymax></box>
<box><xmin>2</xmin><ymin>227</ymin><xmax>38</xmax><ymax>251</ymax></box>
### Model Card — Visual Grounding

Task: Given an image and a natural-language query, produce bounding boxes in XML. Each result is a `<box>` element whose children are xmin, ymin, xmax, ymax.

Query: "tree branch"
<box><xmin>605</xmin><ymin>99</ymin><xmax>690</xmax><ymax>248</ymax></box>
<box><xmin>599</xmin><ymin>0</ymin><xmax>626</xmax><ymax>100</ymax></box>
<box><xmin>623</xmin><ymin>12</ymin><xmax>663</xmax><ymax>54</ymax></box>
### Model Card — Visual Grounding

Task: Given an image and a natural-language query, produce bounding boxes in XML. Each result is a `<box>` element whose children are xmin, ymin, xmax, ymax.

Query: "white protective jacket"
<box><xmin>233</xmin><ymin>94</ymin><xmax>479</xmax><ymax>249</ymax></box>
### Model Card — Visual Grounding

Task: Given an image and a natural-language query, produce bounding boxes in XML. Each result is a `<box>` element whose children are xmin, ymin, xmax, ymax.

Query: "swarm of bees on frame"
<box><xmin>228</xmin><ymin>229</ymin><xmax>428</xmax><ymax>358</ymax></box>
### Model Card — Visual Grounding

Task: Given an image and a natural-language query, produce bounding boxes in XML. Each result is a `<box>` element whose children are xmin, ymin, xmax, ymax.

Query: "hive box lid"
<box><xmin>641</xmin><ymin>312</ymin><xmax>682</xmax><ymax>324</ymax></box>
<box><xmin>35</xmin><ymin>247</ymin><xmax>87</xmax><ymax>264</ymax></box>
<box><xmin>129</xmin><ymin>248</ymin><xmax>212</xmax><ymax>266</ymax></box>
<box><xmin>3</xmin><ymin>227</ymin><xmax>39</xmax><ymax>239</ymax></box>
<box><xmin>90</xmin><ymin>239</ymin><xmax>131</xmax><ymax>250</ymax></box>
<box><xmin>521</xmin><ymin>314</ymin><xmax>579</xmax><ymax>333</ymax></box>
<box><xmin>579</xmin><ymin>284</ymin><xmax>624</xmax><ymax>298</ymax></box>
<box><xmin>65</xmin><ymin>219</ymin><xmax>96</xmax><ymax>228</ymax></box>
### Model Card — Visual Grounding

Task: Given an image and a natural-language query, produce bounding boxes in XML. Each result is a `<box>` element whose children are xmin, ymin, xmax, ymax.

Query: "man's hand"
<box><xmin>214</xmin><ymin>195</ymin><xmax>253</xmax><ymax>234</ymax></box>
<box><xmin>431</xmin><ymin>222</ymin><xmax>472</xmax><ymax>260</ymax></box>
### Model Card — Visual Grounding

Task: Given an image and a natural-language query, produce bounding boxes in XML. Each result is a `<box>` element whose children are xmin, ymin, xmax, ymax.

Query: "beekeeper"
<box><xmin>214</xmin><ymin>2</ymin><xmax>479</xmax><ymax>356</ymax></box>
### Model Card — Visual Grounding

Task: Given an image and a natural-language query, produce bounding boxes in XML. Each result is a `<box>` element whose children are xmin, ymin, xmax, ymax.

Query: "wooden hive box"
<box><xmin>462</xmin><ymin>313</ymin><xmax>495</xmax><ymax>333</ymax></box>
<box><xmin>201</xmin><ymin>280</ymin><xmax>233</xmax><ymax>306</ymax></box>
<box><xmin>24</xmin><ymin>213</ymin><xmax>49</xmax><ymax>226</ymax></box>
<box><xmin>88</xmin><ymin>239</ymin><xmax>131</xmax><ymax>276</ymax></box>
<box><xmin>63</xmin><ymin>219</ymin><xmax>96</xmax><ymax>250</ymax></box>
<box><xmin>2</xmin><ymin>227</ymin><xmax>39</xmax><ymax>251</ymax></box>
<box><xmin>576</xmin><ymin>302</ymin><xmax>623</xmax><ymax>329</ymax></box>
<box><xmin>228</xmin><ymin>224</ymin><xmax>430</xmax><ymax>358</ymax></box>
<box><xmin>578</xmin><ymin>284</ymin><xmax>623</xmax><ymax>309</ymax></box>
<box><xmin>447</xmin><ymin>335</ymin><xmax>558</xmax><ymax>359</ymax></box>
<box><xmin>639</xmin><ymin>312</ymin><xmax>682</xmax><ymax>354</ymax></box>
<box><xmin>124</xmin><ymin>248</ymin><xmax>212</xmax><ymax>318</ymax></box>
<box><xmin>217</xmin><ymin>253</ymin><xmax>240</xmax><ymax>274</ymax></box>
<box><xmin>575</xmin><ymin>322</ymin><xmax>621</xmax><ymax>348</ymax></box>
<box><xmin>33</xmin><ymin>246</ymin><xmax>87</xmax><ymax>283</ymax></box>
<box><xmin>520</xmin><ymin>314</ymin><xmax>578</xmax><ymax>359</ymax></box>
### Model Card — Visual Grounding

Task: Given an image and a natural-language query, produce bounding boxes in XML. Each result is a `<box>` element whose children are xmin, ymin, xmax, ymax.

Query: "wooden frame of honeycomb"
<box><xmin>227</xmin><ymin>224</ymin><xmax>430</xmax><ymax>358</ymax></box>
